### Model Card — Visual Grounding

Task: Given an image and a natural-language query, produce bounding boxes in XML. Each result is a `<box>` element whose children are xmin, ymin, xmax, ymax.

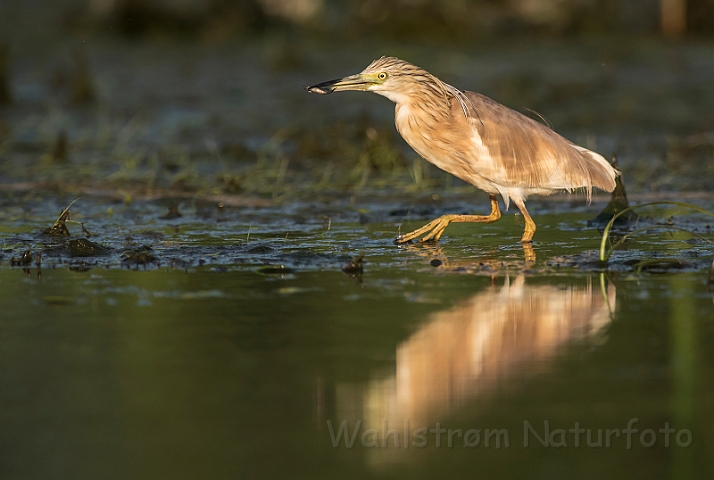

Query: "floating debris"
<box><xmin>430</xmin><ymin>259</ymin><xmax>442</xmax><ymax>267</ymax></box>
<box><xmin>342</xmin><ymin>254</ymin><xmax>364</xmax><ymax>282</ymax></box>
<box><xmin>121</xmin><ymin>246</ymin><xmax>158</xmax><ymax>266</ymax></box>
<box><xmin>69</xmin><ymin>238</ymin><xmax>111</xmax><ymax>257</ymax></box>
<box><xmin>342</xmin><ymin>254</ymin><xmax>364</xmax><ymax>275</ymax></box>
<box><xmin>709</xmin><ymin>259</ymin><xmax>714</xmax><ymax>287</ymax></box>
<box><xmin>10</xmin><ymin>249</ymin><xmax>33</xmax><ymax>266</ymax></box>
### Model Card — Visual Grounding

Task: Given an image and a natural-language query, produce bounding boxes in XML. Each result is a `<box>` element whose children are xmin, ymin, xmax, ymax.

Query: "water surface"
<box><xmin>1</xmin><ymin>204</ymin><xmax>713</xmax><ymax>479</ymax></box>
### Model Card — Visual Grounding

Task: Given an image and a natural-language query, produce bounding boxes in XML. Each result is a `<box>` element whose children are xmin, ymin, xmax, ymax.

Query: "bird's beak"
<box><xmin>306</xmin><ymin>74</ymin><xmax>374</xmax><ymax>95</ymax></box>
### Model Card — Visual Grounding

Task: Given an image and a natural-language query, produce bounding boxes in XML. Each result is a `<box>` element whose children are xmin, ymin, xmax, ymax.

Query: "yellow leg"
<box><xmin>514</xmin><ymin>200</ymin><xmax>536</xmax><ymax>243</ymax></box>
<box><xmin>395</xmin><ymin>195</ymin><xmax>501</xmax><ymax>244</ymax></box>
<box><xmin>522</xmin><ymin>243</ymin><xmax>536</xmax><ymax>264</ymax></box>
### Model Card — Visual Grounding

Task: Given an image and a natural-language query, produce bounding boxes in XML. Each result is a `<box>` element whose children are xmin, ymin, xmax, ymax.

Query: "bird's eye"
<box><xmin>378</xmin><ymin>72</ymin><xmax>387</xmax><ymax>80</ymax></box>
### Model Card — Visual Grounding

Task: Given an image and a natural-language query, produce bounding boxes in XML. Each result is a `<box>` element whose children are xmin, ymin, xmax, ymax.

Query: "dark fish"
<box><xmin>305</xmin><ymin>79</ymin><xmax>340</xmax><ymax>95</ymax></box>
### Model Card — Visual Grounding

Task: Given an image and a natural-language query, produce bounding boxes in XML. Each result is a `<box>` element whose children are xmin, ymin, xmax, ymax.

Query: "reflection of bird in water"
<box><xmin>308</xmin><ymin>57</ymin><xmax>618</xmax><ymax>244</ymax></box>
<box><xmin>335</xmin><ymin>274</ymin><xmax>615</xmax><ymax>437</ymax></box>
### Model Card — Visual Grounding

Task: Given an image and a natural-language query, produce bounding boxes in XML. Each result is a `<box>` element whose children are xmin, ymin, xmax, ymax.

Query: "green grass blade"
<box><xmin>598</xmin><ymin>201</ymin><xmax>714</xmax><ymax>263</ymax></box>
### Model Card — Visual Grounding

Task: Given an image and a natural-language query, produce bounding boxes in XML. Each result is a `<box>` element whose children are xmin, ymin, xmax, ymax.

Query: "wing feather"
<box><xmin>456</xmin><ymin>92</ymin><xmax>618</xmax><ymax>195</ymax></box>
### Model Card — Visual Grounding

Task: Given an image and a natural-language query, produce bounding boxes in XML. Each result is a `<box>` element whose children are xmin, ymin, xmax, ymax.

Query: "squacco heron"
<box><xmin>307</xmin><ymin>57</ymin><xmax>618</xmax><ymax>244</ymax></box>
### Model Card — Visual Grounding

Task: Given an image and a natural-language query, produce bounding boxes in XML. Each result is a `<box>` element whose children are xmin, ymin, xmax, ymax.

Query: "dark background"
<box><xmin>1</xmin><ymin>0</ymin><xmax>714</xmax><ymax>200</ymax></box>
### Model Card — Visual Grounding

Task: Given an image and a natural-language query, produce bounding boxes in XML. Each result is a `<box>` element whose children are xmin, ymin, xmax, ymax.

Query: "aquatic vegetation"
<box><xmin>598</xmin><ymin>201</ymin><xmax>714</xmax><ymax>263</ymax></box>
<box><xmin>42</xmin><ymin>198</ymin><xmax>92</xmax><ymax>237</ymax></box>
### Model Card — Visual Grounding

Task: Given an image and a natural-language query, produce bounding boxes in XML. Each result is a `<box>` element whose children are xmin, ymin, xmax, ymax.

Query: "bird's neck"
<box><xmin>392</xmin><ymin>83</ymin><xmax>460</xmax><ymax>172</ymax></box>
<box><xmin>374</xmin><ymin>74</ymin><xmax>452</xmax><ymax>116</ymax></box>
<box><xmin>393</xmin><ymin>83</ymin><xmax>454</xmax><ymax>135</ymax></box>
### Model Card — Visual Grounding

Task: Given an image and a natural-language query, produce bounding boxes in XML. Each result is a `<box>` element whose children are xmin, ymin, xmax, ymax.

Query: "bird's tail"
<box><xmin>571</xmin><ymin>146</ymin><xmax>619</xmax><ymax>193</ymax></box>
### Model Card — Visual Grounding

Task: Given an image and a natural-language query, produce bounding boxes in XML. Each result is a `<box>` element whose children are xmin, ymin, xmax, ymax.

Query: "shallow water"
<box><xmin>1</xmin><ymin>194</ymin><xmax>714</xmax><ymax>479</ymax></box>
<box><xmin>2</xmin><ymin>24</ymin><xmax>714</xmax><ymax>478</ymax></box>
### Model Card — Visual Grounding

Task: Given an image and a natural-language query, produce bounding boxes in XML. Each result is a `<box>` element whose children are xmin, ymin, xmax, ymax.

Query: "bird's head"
<box><xmin>306</xmin><ymin>56</ymin><xmax>432</xmax><ymax>104</ymax></box>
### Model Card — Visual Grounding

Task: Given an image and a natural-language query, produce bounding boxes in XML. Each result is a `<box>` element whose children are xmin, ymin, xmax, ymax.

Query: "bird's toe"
<box><xmin>393</xmin><ymin>235</ymin><xmax>412</xmax><ymax>245</ymax></box>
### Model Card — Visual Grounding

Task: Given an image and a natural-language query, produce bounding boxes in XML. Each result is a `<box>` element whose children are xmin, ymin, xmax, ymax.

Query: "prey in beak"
<box><xmin>306</xmin><ymin>74</ymin><xmax>376</xmax><ymax>95</ymax></box>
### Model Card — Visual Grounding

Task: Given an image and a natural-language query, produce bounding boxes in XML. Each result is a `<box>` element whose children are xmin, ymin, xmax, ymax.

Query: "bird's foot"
<box><xmin>520</xmin><ymin>232</ymin><xmax>535</xmax><ymax>244</ymax></box>
<box><xmin>394</xmin><ymin>217</ymin><xmax>451</xmax><ymax>244</ymax></box>
<box><xmin>520</xmin><ymin>221</ymin><xmax>536</xmax><ymax>244</ymax></box>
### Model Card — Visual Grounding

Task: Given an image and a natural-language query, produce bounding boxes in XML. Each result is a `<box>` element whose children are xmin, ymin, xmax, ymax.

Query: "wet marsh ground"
<box><xmin>2</xmin><ymin>34</ymin><xmax>714</xmax><ymax>479</ymax></box>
